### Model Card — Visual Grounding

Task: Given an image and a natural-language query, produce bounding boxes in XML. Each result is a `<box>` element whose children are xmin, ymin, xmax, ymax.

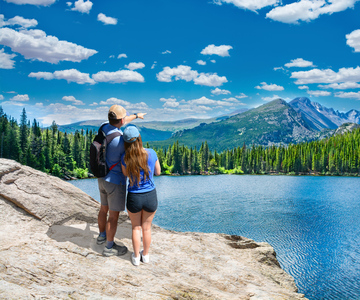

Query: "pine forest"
<box><xmin>1</xmin><ymin>107</ymin><xmax>360</xmax><ymax>179</ymax></box>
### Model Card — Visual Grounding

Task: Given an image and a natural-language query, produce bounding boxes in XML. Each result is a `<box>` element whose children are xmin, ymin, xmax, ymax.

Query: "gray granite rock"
<box><xmin>0</xmin><ymin>158</ymin><xmax>307</xmax><ymax>299</ymax></box>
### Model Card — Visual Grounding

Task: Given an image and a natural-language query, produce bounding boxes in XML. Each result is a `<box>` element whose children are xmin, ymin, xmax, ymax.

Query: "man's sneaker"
<box><xmin>131</xmin><ymin>252</ymin><xmax>140</xmax><ymax>266</ymax></box>
<box><xmin>96</xmin><ymin>235</ymin><xmax>106</xmax><ymax>245</ymax></box>
<box><xmin>102</xmin><ymin>243</ymin><xmax>128</xmax><ymax>257</ymax></box>
<box><xmin>140</xmin><ymin>250</ymin><xmax>149</xmax><ymax>263</ymax></box>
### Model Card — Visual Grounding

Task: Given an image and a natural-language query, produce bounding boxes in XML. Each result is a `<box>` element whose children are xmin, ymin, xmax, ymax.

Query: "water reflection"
<box><xmin>70</xmin><ymin>175</ymin><xmax>360</xmax><ymax>300</ymax></box>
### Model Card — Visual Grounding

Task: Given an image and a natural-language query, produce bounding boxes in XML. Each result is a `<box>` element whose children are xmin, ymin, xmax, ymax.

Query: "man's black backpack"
<box><xmin>89</xmin><ymin>124</ymin><xmax>121</xmax><ymax>178</ymax></box>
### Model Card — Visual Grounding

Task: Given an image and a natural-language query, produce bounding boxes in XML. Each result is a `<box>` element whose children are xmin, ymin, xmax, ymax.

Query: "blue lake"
<box><xmin>70</xmin><ymin>175</ymin><xmax>360</xmax><ymax>300</ymax></box>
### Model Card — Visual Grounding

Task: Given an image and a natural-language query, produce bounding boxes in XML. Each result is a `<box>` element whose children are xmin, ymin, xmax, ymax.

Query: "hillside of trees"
<box><xmin>1</xmin><ymin>107</ymin><xmax>359</xmax><ymax>179</ymax></box>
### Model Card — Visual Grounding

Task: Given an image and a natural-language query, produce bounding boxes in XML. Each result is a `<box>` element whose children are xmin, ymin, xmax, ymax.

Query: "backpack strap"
<box><xmin>103</xmin><ymin>130</ymin><xmax>122</xmax><ymax>171</ymax></box>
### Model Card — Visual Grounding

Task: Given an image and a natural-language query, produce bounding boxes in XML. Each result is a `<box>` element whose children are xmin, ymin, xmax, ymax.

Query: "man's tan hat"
<box><xmin>108</xmin><ymin>105</ymin><xmax>127</xmax><ymax>120</ymax></box>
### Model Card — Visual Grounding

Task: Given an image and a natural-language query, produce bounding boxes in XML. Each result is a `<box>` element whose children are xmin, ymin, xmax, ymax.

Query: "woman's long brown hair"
<box><xmin>124</xmin><ymin>135</ymin><xmax>150</xmax><ymax>187</ymax></box>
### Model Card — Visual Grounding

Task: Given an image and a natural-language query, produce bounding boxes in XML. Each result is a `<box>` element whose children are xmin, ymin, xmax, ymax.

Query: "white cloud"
<box><xmin>4</xmin><ymin>0</ymin><xmax>55</xmax><ymax>6</ymax></box>
<box><xmin>0</xmin><ymin>95</ymin><xmax>4</xmax><ymax>100</ymax></box>
<box><xmin>117</xmin><ymin>53</ymin><xmax>127</xmax><ymax>59</ymax></box>
<box><xmin>188</xmin><ymin>96</ymin><xmax>242</xmax><ymax>107</ymax></box>
<box><xmin>125</xmin><ymin>62</ymin><xmax>145</xmax><ymax>71</ymax></box>
<box><xmin>266</xmin><ymin>0</ymin><xmax>359</xmax><ymax>24</ymax></box>
<box><xmin>291</xmin><ymin>66</ymin><xmax>360</xmax><ymax>85</ymax></box>
<box><xmin>334</xmin><ymin>91</ymin><xmax>360</xmax><ymax>100</ymax></box>
<box><xmin>210</xmin><ymin>60</ymin><xmax>216</xmax><ymax>63</ymax></box>
<box><xmin>98</xmin><ymin>97</ymin><xmax>148</xmax><ymax>110</ymax></box>
<box><xmin>97</xmin><ymin>13</ymin><xmax>118</xmax><ymax>25</ymax></box>
<box><xmin>0</xmin><ymin>49</ymin><xmax>16</xmax><ymax>69</ymax></box>
<box><xmin>151</xmin><ymin>61</ymin><xmax>157</xmax><ymax>69</ymax></box>
<box><xmin>318</xmin><ymin>82</ymin><xmax>360</xmax><ymax>89</ymax></box>
<box><xmin>62</xmin><ymin>96</ymin><xmax>85</xmax><ymax>105</ymax></box>
<box><xmin>307</xmin><ymin>90</ymin><xmax>331</xmax><ymax>97</ymax></box>
<box><xmin>298</xmin><ymin>85</ymin><xmax>309</xmax><ymax>90</ymax></box>
<box><xmin>211</xmin><ymin>88</ymin><xmax>231</xmax><ymax>95</ymax></box>
<box><xmin>162</xmin><ymin>50</ymin><xmax>171</xmax><ymax>54</ymax></box>
<box><xmin>197</xmin><ymin>60</ymin><xmax>206</xmax><ymax>66</ymax></box>
<box><xmin>255</xmin><ymin>82</ymin><xmax>284</xmax><ymax>91</ymax></box>
<box><xmin>2</xmin><ymin>15</ymin><xmax>38</xmax><ymax>28</ymax></box>
<box><xmin>0</xmin><ymin>28</ymin><xmax>98</xmax><ymax>63</ymax></box>
<box><xmin>285</xmin><ymin>58</ymin><xmax>315</xmax><ymax>68</ymax></box>
<box><xmin>156</xmin><ymin>65</ymin><xmax>227</xmax><ymax>87</ymax></box>
<box><xmin>70</xmin><ymin>0</ymin><xmax>93</xmax><ymax>14</ymax></box>
<box><xmin>236</xmin><ymin>93</ymin><xmax>248</xmax><ymax>99</ymax></box>
<box><xmin>11</xmin><ymin>94</ymin><xmax>29</xmax><ymax>101</ymax></box>
<box><xmin>201</xmin><ymin>44</ymin><xmax>233</xmax><ymax>57</ymax></box>
<box><xmin>346</xmin><ymin>29</ymin><xmax>360</xmax><ymax>52</ymax></box>
<box><xmin>92</xmin><ymin>70</ymin><xmax>145</xmax><ymax>83</ymax></box>
<box><xmin>274</xmin><ymin>66</ymin><xmax>285</xmax><ymax>71</ymax></box>
<box><xmin>213</xmin><ymin>0</ymin><xmax>280</xmax><ymax>12</ymax></box>
<box><xmin>160</xmin><ymin>97</ymin><xmax>179</xmax><ymax>108</ymax></box>
<box><xmin>194</xmin><ymin>73</ymin><xmax>228</xmax><ymax>87</ymax></box>
<box><xmin>157</xmin><ymin>65</ymin><xmax>198</xmax><ymax>83</ymax></box>
<box><xmin>262</xmin><ymin>95</ymin><xmax>281</xmax><ymax>101</ymax></box>
<box><xmin>29</xmin><ymin>69</ymin><xmax>96</xmax><ymax>84</ymax></box>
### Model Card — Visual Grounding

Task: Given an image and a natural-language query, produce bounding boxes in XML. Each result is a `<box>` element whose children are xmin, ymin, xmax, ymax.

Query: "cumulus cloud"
<box><xmin>0</xmin><ymin>95</ymin><xmax>4</xmax><ymax>100</ymax></box>
<box><xmin>334</xmin><ymin>91</ymin><xmax>360</xmax><ymax>100</ymax></box>
<box><xmin>160</xmin><ymin>97</ymin><xmax>179</xmax><ymax>108</ymax></box>
<box><xmin>346</xmin><ymin>29</ymin><xmax>360</xmax><ymax>52</ymax></box>
<box><xmin>92</xmin><ymin>70</ymin><xmax>145</xmax><ymax>83</ymax></box>
<box><xmin>197</xmin><ymin>60</ymin><xmax>206</xmax><ymax>66</ymax></box>
<box><xmin>0</xmin><ymin>49</ymin><xmax>16</xmax><ymax>69</ymax></box>
<box><xmin>285</xmin><ymin>58</ymin><xmax>315</xmax><ymax>68</ymax></box>
<box><xmin>29</xmin><ymin>69</ymin><xmax>96</xmax><ymax>84</ymax></box>
<box><xmin>307</xmin><ymin>90</ymin><xmax>331</xmax><ymax>97</ymax></box>
<box><xmin>266</xmin><ymin>0</ymin><xmax>359</xmax><ymax>24</ymax></box>
<box><xmin>211</xmin><ymin>88</ymin><xmax>231</xmax><ymax>95</ymax></box>
<box><xmin>0</xmin><ymin>28</ymin><xmax>98</xmax><ymax>63</ymax></box>
<box><xmin>262</xmin><ymin>95</ymin><xmax>284</xmax><ymax>101</ymax></box>
<box><xmin>4</xmin><ymin>0</ymin><xmax>55</xmax><ymax>6</ymax></box>
<box><xmin>10</xmin><ymin>94</ymin><xmax>29</xmax><ymax>101</ymax></box>
<box><xmin>298</xmin><ymin>85</ymin><xmax>309</xmax><ymax>90</ymax></box>
<box><xmin>99</xmin><ymin>97</ymin><xmax>149</xmax><ymax>110</ymax></box>
<box><xmin>255</xmin><ymin>82</ymin><xmax>284</xmax><ymax>91</ymax></box>
<box><xmin>162</xmin><ymin>50</ymin><xmax>171</xmax><ymax>54</ymax></box>
<box><xmin>124</xmin><ymin>62</ymin><xmax>145</xmax><ymax>71</ymax></box>
<box><xmin>213</xmin><ymin>0</ymin><xmax>280</xmax><ymax>12</ymax></box>
<box><xmin>151</xmin><ymin>61</ymin><xmax>157</xmax><ymax>69</ymax></box>
<box><xmin>97</xmin><ymin>13</ymin><xmax>118</xmax><ymax>25</ymax></box>
<box><xmin>70</xmin><ymin>0</ymin><xmax>93</xmax><ymax>13</ymax></box>
<box><xmin>201</xmin><ymin>44</ymin><xmax>233</xmax><ymax>57</ymax></box>
<box><xmin>62</xmin><ymin>96</ymin><xmax>85</xmax><ymax>105</ymax></box>
<box><xmin>1</xmin><ymin>15</ymin><xmax>38</xmax><ymax>28</ymax></box>
<box><xmin>156</xmin><ymin>65</ymin><xmax>227</xmax><ymax>87</ymax></box>
<box><xmin>318</xmin><ymin>82</ymin><xmax>360</xmax><ymax>89</ymax></box>
<box><xmin>291</xmin><ymin>66</ymin><xmax>360</xmax><ymax>85</ymax></box>
<box><xmin>236</xmin><ymin>93</ymin><xmax>248</xmax><ymax>99</ymax></box>
<box><xmin>118</xmin><ymin>53</ymin><xmax>127</xmax><ymax>59</ymax></box>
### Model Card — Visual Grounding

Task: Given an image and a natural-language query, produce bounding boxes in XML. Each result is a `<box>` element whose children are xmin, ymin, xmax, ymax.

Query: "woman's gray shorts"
<box><xmin>126</xmin><ymin>189</ymin><xmax>158</xmax><ymax>214</ymax></box>
<box><xmin>98</xmin><ymin>178</ymin><xmax>126</xmax><ymax>211</ymax></box>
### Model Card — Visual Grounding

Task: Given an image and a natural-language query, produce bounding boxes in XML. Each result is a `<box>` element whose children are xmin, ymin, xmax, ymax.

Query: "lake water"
<box><xmin>70</xmin><ymin>175</ymin><xmax>360</xmax><ymax>300</ymax></box>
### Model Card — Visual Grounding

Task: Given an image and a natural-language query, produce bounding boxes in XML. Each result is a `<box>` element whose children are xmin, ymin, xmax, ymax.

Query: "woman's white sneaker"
<box><xmin>131</xmin><ymin>253</ymin><xmax>140</xmax><ymax>266</ymax></box>
<box><xmin>140</xmin><ymin>250</ymin><xmax>149</xmax><ymax>263</ymax></box>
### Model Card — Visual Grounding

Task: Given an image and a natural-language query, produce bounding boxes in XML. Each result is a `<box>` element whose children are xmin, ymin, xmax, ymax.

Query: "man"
<box><xmin>97</xmin><ymin>104</ymin><xmax>146</xmax><ymax>256</ymax></box>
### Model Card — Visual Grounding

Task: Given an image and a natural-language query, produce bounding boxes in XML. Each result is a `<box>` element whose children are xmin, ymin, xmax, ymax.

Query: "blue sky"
<box><xmin>1</xmin><ymin>0</ymin><xmax>360</xmax><ymax>126</ymax></box>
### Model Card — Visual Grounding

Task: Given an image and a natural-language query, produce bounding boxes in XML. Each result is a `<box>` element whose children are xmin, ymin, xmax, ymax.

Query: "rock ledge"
<box><xmin>0</xmin><ymin>159</ymin><xmax>307</xmax><ymax>299</ymax></box>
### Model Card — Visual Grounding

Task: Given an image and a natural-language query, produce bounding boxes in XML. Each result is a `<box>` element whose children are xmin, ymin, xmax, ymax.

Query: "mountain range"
<box><xmin>57</xmin><ymin>97</ymin><xmax>360</xmax><ymax>151</ymax></box>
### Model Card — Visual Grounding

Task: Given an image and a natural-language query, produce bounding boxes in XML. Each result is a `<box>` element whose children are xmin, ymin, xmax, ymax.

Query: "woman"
<box><xmin>121</xmin><ymin>126</ymin><xmax>161</xmax><ymax>266</ymax></box>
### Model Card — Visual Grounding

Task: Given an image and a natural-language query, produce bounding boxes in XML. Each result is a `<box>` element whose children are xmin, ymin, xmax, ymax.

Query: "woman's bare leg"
<box><xmin>141</xmin><ymin>210</ymin><xmax>156</xmax><ymax>256</ymax></box>
<box><xmin>127</xmin><ymin>211</ymin><xmax>142</xmax><ymax>257</ymax></box>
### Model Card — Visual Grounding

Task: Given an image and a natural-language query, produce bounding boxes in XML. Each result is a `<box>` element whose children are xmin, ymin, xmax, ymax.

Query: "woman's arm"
<box><xmin>154</xmin><ymin>159</ymin><xmax>161</xmax><ymax>176</ymax></box>
<box><xmin>123</xmin><ymin>113</ymin><xmax>147</xmax><ymax>125</ymax></box>
<box><xmin>121</xmin><ymin>163</ymin><xmax>128</xmax><ymax>177</ymax></box>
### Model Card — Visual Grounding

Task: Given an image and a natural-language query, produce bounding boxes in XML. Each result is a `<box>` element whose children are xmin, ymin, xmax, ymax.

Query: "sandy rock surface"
<box><xmin>0</xmin><ymin>158</ymin><xmax>307</xmax><ymax>299</ymax></box>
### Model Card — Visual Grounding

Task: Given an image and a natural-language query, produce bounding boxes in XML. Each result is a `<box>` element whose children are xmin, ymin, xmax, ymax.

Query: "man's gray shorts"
<box><xmin>98</xmin><ymin>178</ymin><xmax>126</xmax><ymax>211</ymax></box>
